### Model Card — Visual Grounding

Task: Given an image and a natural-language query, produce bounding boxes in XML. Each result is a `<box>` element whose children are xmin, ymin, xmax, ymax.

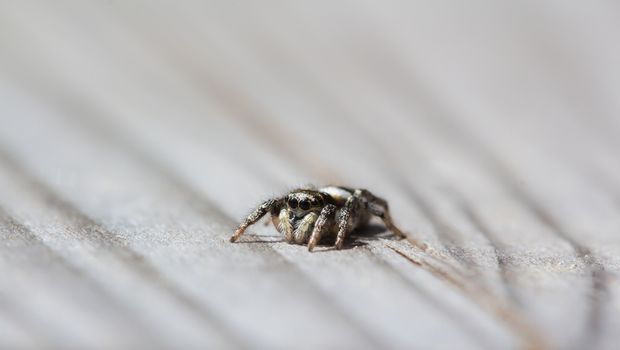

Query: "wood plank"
<box><xmin>1</xmin><ymin>1</ymin><xmax>619</xmax><ymax>349</ymax></box>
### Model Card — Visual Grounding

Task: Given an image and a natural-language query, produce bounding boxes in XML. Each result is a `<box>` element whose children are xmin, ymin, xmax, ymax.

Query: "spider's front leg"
<box><xmin>230</xmin><ymin>198</ymin><xmax>283</xmax><ymax>242</ymax></box>
<box><xmin>335</xmin><ymin>195</ymin><xmax>360</xmax><ymax>249</ymax></box>
<box><xmin>308</xmin><ymin>204</ymin><xmax>337</xmax><ymax>252</ymax></box>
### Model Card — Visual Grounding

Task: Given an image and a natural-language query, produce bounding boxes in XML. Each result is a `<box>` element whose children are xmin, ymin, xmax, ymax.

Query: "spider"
<box><xmin>230</xmin><ymin>186</ymin><xmax>407</xmax><ymax>251</ymax></box>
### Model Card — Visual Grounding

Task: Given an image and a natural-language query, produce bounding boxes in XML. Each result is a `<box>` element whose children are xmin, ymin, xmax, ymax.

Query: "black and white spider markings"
<box><xmin>230</xmin><ymin>186</ymin><xmax>407</xmax><ymax>251</ymax></box>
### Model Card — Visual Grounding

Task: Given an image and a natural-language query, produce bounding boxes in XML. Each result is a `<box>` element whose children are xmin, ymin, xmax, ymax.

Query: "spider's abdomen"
<box><xmin>320</xmin><ymin>186</ymin><xmax>370</xmax><ymax>233</ymax></box>
<box><xmin>319</xmin><ymin>185</ymin><xmax>355</xmax><ymax>206</ymax></box>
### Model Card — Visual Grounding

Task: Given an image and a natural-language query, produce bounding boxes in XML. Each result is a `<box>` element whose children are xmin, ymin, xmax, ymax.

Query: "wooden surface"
<box><xmin>1</xmin><ymin>1</ymin><xmax>620</xmax><ymax>349</ymax></box>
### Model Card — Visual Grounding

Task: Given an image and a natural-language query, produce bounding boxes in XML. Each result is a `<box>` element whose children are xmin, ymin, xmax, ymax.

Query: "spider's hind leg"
<box><xmin>360</xmin><ymin>190</ymin><xmax>407</xmax><ymax>239</ymax></box>
<box><xmin>230</xmin><ymin>198</ymin><xmax>283</xmax><ymax>242</ymax></box>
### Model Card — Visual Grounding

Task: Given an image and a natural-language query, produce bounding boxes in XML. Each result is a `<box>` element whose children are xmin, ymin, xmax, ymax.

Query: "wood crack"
<box><xmin>387</xmin><ymin>244</ymin><xmax>548</xmax><ymax>350</ymax></box>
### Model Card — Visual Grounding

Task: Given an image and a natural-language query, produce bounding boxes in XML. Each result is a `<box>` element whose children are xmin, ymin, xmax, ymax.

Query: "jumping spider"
<box><xmin>230</xmin><ymin>186</ymin><xmax>407</xmax><ymax>251</ymax></box>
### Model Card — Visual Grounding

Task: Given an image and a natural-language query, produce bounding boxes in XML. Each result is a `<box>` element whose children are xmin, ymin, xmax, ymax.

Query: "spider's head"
<box><xmin>286</xmin><ymin>190</ymin><xmax>324</xmax><ymax>221</ymax></box>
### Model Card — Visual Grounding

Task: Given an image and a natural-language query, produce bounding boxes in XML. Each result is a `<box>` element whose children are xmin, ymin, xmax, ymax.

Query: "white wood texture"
<box><xmin>1</xmin><ymin>1</ymin><xmax>619</xmax><ymax>349</ymax></box>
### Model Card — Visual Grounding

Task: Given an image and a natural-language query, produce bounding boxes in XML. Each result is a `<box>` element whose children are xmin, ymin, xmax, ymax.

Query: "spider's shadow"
<box><xmin>313</xmin><ymin>223</ymin><xmax>403</xmax><ymax>253</ymax></box>
<box><xmin>234</xmin><ymin>234</ymin><xmax>284</xmax><ymax>244</ymax></box>
<box><xmin>235</xmin><ymin>224</ymin><xmax>402</xmax><ymax>252</ymax></box>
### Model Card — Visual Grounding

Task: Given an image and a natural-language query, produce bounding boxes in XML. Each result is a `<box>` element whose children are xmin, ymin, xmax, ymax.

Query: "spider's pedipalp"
<box><xmin>294</xmin><ymin>212</ymin><xmax>319</xmax><ymax>244</ymax></box>
<box><xmin>277</xmin><ymin>207</ymin><xmax>294</xmax><ymax>243</ymax></box>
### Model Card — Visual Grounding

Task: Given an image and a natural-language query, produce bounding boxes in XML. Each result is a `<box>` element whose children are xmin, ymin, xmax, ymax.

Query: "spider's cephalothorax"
<box><xmin>230</xmin><ymin>186</ymin><xmax>406</xmax><ymax>251</ymax></box>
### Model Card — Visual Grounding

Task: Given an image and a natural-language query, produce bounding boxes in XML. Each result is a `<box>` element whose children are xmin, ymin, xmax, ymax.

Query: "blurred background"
<box><xmin>1</xmin><ymin>1</ymin><xmax>619</xmax><ymax>349</ymax></box>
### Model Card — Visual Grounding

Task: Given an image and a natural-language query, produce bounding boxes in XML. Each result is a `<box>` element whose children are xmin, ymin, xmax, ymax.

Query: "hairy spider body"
<box><xmin>230</xmin><ymin>186</ymin><xmax>406</xmax><ymax>251</ymax></box>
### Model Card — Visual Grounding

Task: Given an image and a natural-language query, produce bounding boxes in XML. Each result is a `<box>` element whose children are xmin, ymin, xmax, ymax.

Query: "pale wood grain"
<box><xmin>1</xmin><ymin>1</ymin><xmax>619</xmax><ymax>349</ymax></box>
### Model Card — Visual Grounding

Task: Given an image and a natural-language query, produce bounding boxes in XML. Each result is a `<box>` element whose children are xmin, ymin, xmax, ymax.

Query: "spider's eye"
<box><xmin>311</xmin><ymin>198</ymin><xmax>320</xmax><ymax>207</ymax></box>
<box><xmin>300</xmin><ymin>199</ymin><xmax>310</xmax><ymax>210</ymax></box>
<box><xmin>288</xmin><ymin>198</ymin><xmax>298</xmax><ymax>209</ymax></box>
